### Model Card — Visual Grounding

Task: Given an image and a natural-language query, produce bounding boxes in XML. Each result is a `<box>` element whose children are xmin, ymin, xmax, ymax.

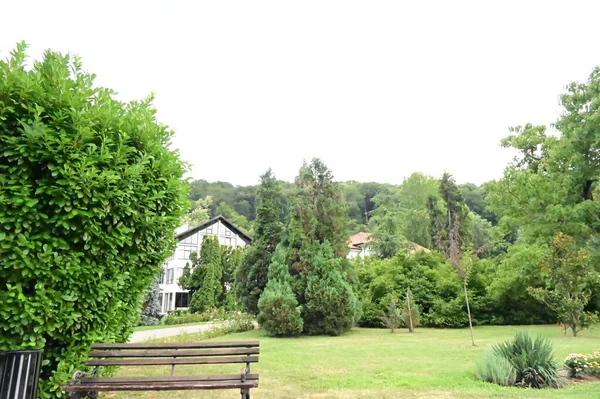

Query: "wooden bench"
<box><xmin>62</xmin><ymin>341</ymin><xmax>259</xmax><ymax>399</ymax></box>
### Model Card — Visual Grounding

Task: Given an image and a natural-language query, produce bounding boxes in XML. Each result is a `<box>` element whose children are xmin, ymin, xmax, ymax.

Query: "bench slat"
<box><xmin>63</xmin><ymin>380</ymin><xmax>258</xmax><ymax>392</ymax></box>
<box><xmin>86</xmin><ymin>355</ymin><xmax>259</xmax><ymax>366</ymax></box>
<box><xmin>91</xmin><ymin>341</ymin><xmax>259</xmax><ymax>350</ymax></box>
<box><xmin>79</xmin><ymin>374</ymin><xmax>259</xmax><ymax>384</ymax></box>
<box><xmin>88</xmin><ymin>348</ymin><xmax>259</xmax><ymax>358</ymax></box>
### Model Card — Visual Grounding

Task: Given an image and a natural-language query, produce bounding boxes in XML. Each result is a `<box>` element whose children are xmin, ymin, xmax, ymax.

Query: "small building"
<box><xmin>347</xmin><ymin>232</ymin><xmax>374</xmax><ymax>259</ymax></box>
<box><xmin>346</xmin><ymin>232</ymin><xmax>431</xmax><ymax>259</ymax></box>
<box><xmin>158</xmin><ymin>215</ymin><xmax>252</xmax><ymax>314</ymax></box>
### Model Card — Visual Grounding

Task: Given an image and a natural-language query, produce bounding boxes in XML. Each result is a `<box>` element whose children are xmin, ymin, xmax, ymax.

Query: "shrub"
<box><xmin>257</xmin><ymin>281</ymin><xmax>303</xmax><ymax>337</ymax></box>
<box><xmin>357</xmin><ymin>301</ymin><xmax>385</xmax><ymax>328</ymax></box>
<box><xmin>302</xmin><ymin>243</ymin><xmax>361</xmax><ymax>336</ymax></box>
<box><xmin>303</xmin><ymin>264</ymin><xmax>361</xmax><ymax>336</ymax></box>
<box><xmin>162</xmin><ymin>311</ymin><xmax>212</xmax><ymax>325</ymax></box>
<box><xmin>564</xmin><ymin>351</ymin><xmax>600</xmax><ymax>378</ymax></box>
<box><xmin>0</xmin><ymin>44</ymin><xmax>188</xmax><ymax>397</ymax></box>
<box><xmin>476</xmin><ymin>350</ymin><xmax>517</xmax><ymax>386</ymax></box>
<box><xmin>380</xmin><ymin>298</ymin><xmax>402</xmax><ymax>333</ymax></box>
<box><xmin>493</xmin><ymin>332</ymin><xmax>559</xmax><ymax>388</ymax></box>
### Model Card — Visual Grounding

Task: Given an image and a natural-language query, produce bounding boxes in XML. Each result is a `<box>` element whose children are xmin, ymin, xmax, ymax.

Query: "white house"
<box><xmin>158</xmin><ymin>215</ymin><xmax>252</xmax><ymax>313</ymax></box>
<box><xmin>347</xmin><ymin>232</ymin><xmax>374</xmax><ymax>259</ymax></box>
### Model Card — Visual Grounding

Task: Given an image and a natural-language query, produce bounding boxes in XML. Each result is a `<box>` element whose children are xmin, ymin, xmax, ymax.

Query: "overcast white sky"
<box><xmin>1</xmin><ymin>1</ymin><xmax>599</xmax><ymax>186</ymax></box>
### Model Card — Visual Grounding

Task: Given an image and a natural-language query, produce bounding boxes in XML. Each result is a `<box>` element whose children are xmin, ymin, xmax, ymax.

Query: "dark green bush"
<box><xmin>302</xmin><ymin>244</ymin><xmax>361</xmax><ymax>336</ymax></box>
<box><xmin>257</xmin><ymin>281</ymin><xmax>303</xmax><ymax>337</ymax></box>
<box><xmin>0</xmin><ymin>43</ymin><xmax>188</xmax><ymax>397</ymax></box>
<box><xmin>162</xmin><ymin>311</ymin><xmax>212</xmax><ymax>325</ymax></box>
<box><xmin>493</xmin><ymin>332</ymin><xmax>559</xmax><ymax>388</ymax></box>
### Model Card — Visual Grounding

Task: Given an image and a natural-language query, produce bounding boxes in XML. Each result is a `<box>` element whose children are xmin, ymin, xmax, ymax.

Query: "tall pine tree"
<box><xmin>235</xmin><ymin>169</ymin><xmax>284</xmax><ymax>314</ymax></box>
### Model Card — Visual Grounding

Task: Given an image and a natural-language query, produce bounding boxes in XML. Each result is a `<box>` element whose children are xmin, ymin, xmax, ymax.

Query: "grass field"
<box><xmin>132</xmin><ymin>322</ymin><xmax>208</xmax><ymax>332</ymax></box>
<box><xmin>111</xmin><ymin>325</ymin><xmax>600</xmax><ymax>399</ymax></box>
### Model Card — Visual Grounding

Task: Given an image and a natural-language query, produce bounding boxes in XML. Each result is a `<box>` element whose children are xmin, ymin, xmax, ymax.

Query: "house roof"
<box><xmin>348</xmin><ymin>232</ymin><xmax>373</xmax><ymax>249</ymax></box>
<box><xmin>176</xmin><ymin>215</ymin><xmax>252</xmax><ymax>245</ymax></box>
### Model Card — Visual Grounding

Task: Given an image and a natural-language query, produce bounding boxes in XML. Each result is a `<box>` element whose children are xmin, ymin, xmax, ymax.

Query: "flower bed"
<box><xmin>564</xmin><ymin>351</ymin><xmax>600</xmax><ymax>378</ymax></box>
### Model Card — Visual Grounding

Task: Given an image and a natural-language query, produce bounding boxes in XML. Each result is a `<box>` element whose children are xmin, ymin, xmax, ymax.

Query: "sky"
<box><xmin>2</xmin><ymin>1</ymin><xmax>600</xmax><ymax>186</ymax></box>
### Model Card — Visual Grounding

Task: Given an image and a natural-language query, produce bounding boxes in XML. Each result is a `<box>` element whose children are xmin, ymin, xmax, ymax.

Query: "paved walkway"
<box><xmin>129</xmin><ymin>323</ymin><xmax>217</xmax><ymax>343</ymax></box>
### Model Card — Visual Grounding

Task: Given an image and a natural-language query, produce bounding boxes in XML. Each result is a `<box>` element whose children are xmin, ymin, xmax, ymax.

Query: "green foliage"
<box><xmin>380</xmin><ymin>297</ymin><xmax>402</xmax><ymax>333</ymax></box>
<box><xmin>139</xmin><ymin>277</ymin><xmax>163</xmax><ymax>326</ymax></box>
<box><xmin>184</xmin><ymin>196</ymin><xmax>212</xmax><ymax>227</ymax></box>
<box><xmin>370</xmin><ymin>191</ymin><xmax>403</xmax><ymax>258</ymax></box>
<box><xmin>215</xmin><ymin>201</ymin><xmax>251</xmax><ymax>233</ymax></box>
<box><xmin>0</xmin><ymin>43</ymin><xmax>188</xmax><ymax>398</ymax></box>
<box><xmin>236</xmin><ymin>169</ymin><xmax>284</xmax><ymax>314</ymax></box>
<box><xmin>162</xmin><ymin>311</ymin><xmax>212</xmax><ymax>325</ymax></box>
<box><xmin>303</xmin><ymin>242</ymin><xmax>361</xmax><ymax>336</ymax></box>
<box><xmin>476</xmin><ymin>350</ymin><xmax>517</xmax><ymax>387</ymax></box>
<box><xmin>527</xmin><ymin>233</ymin><xmax>599</xmax><ymax>336</ymax></box>
<box><xmin>493</xmin><ymin>332</ymin><xmax>559</xmax><ymax>388</ymax></box>
<box><xmin>357</xmin><ymin>251</ymin><xmax>467</xmax><ymax>328</ymax></box>
<box><xmin>257</xmin><ymin>246</ymin><xmax>303</xmax><ymax>336</ymax></box>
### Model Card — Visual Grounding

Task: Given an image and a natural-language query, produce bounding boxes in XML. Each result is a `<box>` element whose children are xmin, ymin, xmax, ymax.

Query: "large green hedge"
<box><xmin>0</xmin><ymin>43</ymin><xmax>188</xmax><ymax>398</ymax></box>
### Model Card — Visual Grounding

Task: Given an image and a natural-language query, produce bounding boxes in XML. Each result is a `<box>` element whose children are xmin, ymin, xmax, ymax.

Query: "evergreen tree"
<box><xmin>139</xmin><ymin>277</ymin><xmax>162</xmax><ymax>326</ymax></box>
<box><xmin>302</xmin><ymin>241</ymin><xmax>361</xmax><ymax>335</ymax></box>
<box><xmin>235</xmin><ymin>169</ymin><xmax>284</xmax><ymax>314</ymax></box>
<box><xmin>429</xmin><ymin>173</ymin><xmax>476</xmax><ymax>346</ymax></box>
<box><xmin>257</xmin><ymin>245</ymin><xmax>303</xmax><ymax>336</ymax></box>
<box><xmin>183</xmin><ymin>236</ymin><xmax>223</xmax><ymax>313</ymax></box>
<box><xmin>285</xmin><ymin>159</ymin><xmax>352</xmax><ymax>302</ymax></box>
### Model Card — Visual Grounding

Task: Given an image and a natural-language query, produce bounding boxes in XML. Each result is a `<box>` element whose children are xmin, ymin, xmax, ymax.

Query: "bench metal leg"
<box><xmin>240</xmin><ymin>388</ymin><xmax>250</xmax><ymax>399</ymax></box>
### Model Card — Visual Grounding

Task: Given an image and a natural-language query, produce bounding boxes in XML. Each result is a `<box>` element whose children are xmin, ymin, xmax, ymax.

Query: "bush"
<box><xmin>257</xmin><ymin>281</ymin><xmax>303</xmax><ymax>337</ymax></box>
<box><xmin>564</xmin><ymin>351</ymin><xmax>600</xmax><ymax>378</ymax></box>
<box><xmin>303</xmin><ymin>264</ymin><xmax>361</xmax><ymax>336</ymax></box>
<box><xmin>476</xmin><ymin>350</ymin><xmax>517</xmax><ymax>386</ymax></box>
<box><xmin>357</xmin><ymin>301</ymin><xmax>385</xmax><ymax>328</ymax></box>
<box><xmin>0</xmin><ymin>44</ymin><xmax>188</xmax><ymax>397</ymax></box>
<box><xmin>493</xmin><ymin>332</ymin><xmax>559</xmax><ymax>388</ymax></box>
<box><xmin>380</xmin><ymin>298</ymin><xmax>402</xmax><ymax>333</ymax></box>
<box><xmin>162</xmin><ymin>311</ymin><xmax>212</xmax><ymax>325</ymax></box>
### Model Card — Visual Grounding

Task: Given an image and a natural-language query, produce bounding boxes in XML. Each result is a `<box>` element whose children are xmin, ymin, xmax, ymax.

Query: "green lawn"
<box><xmin>132</xmin><ymin>322</ymin><xmax>208</xmax><ymax>332</ymax></box>
<box><xmin>113</xmin><ymin>325</ymin><xmax>600</xmax><ymax>398</ymax></box>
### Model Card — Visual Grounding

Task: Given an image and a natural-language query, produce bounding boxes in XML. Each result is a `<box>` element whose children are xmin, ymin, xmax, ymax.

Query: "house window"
<box><xmin>166</xmin><ymin>268</ymin><xmax>175</xmax><ymax>284</ymax></box>
<box><xmin>224</xmin><ymin>228</ymin><xmax>231</xmax><ymax>237</ymax></box>
<box><xmin>158</xmin><ymin>293</ymin><xmax>163</xmax><ymax>309</ymax></box>
<box><xmin>175</xmin><ymin>293</ymin><xmax>190</xmax><ymax>308</ymax></box>
<box><xmin>159</xmin><ymin>270</ymin><xmax>165</xmax><ymax>284</ymax></box>
<box><xmin>224</xmin><ymin>237</ymin><xmax>232</xmax><ymax>246</ymax></box>
<box><xmin>179</xmin><ymin>247</ymin><xmax>194</xmax><ymax>260</ymax></box>
<box><xmin>182</xmin><ymin>234</ymin><xmax>198</xmax><ymax>245</ymax></box>
<box><xmin>206</xmin><ymin>225</ymin><xmax>213</xmax><ymax>234</ymax></box>
<box><xmin>163</xmin><ymin>293</ymin><xmax>173</xmax><ymax>313</ymax></box>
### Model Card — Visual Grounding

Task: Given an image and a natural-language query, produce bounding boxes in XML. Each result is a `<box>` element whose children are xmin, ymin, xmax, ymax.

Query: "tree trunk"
<box><xmin>407</xmin><ymin>290</ymin><xmax>414</xmax><ymax>333</ymax></box>
<box><xmin>463</xmin><ymin>281</ymin><xmax>475</xmax><ymax>346</ymax></box>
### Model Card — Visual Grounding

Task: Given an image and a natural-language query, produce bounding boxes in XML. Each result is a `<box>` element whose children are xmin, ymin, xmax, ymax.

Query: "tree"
<box><xmin>528</xmin><ymin>233</ymin><xmax>599</xmax><ymax>336</ymax></box>
<box><xmin>235</xmin><ymin>169</ymin><xmax>284</xmax><ymax>314</ymax></box>
<box><xmin>0</xmin><ymin>43</ymin><xmax>188</xmax><ymax>398</ymax></box>
<box><xmin>380</xmin><ymin>298</ymin><xmax>403</xmax><ymax>333</ymax></box>
<box><xmin>257</xmin><ymin>245</ymin><xmax>303</xmax><ymax>336</ymax></box>
<box><xmin>370</xmin><ymin>191</ymin><xmax>403</xmax><ymax>258</ymax></box>
<box><xmin>429</xmin><ymin>173</ymin><xmax>476</xmax><ymax>346</ymax></box>
<box><xmin>215</xmin><ymin>201</ymin><xmax>251</xmax><ymax>232</ymax></box>
<box><xmin>302</xmin><ymin>242</ymin><xmax>361</xmax><ymax>336</ymax></box>
<box><xmin>184</xmin><ymin>196</ymin><xmax>213</xmax><ymax>227</ymax></box>
<box><xmin>183</xmin><ymin>236</ymin><xmax>223</xmax><ymax>313</ymax></box>
<box><xmin>396</xmin><ymin>173</ymin><xmax>439</xmax><ymax>248</ymax></box>
<box><xmin>402</xmin><ymin>289</ymin><xmax>420</xmax><ymax>332</ymax></box>
<box><xmin>139</xmin><ymin>277</ymin><xmax>163</xmax><ymax>326</ymax></box>
<box><xmin>220</xmin><ymin>245</ymin><xmax>244</xmax><ymax>310</ymax></box>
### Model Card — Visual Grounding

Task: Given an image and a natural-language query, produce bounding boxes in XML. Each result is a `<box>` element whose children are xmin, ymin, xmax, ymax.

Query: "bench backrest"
<box><xmin>86</xmin><ymin>341</ymin><xmax>259</xmax><ymax>372</ymax></box>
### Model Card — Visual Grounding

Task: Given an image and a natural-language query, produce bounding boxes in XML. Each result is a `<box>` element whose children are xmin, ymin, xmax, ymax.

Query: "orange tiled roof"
<box><xmin>348</xmin><ymin>232</ymin><xmax>373</xmax><ymax>248</ymax></box>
